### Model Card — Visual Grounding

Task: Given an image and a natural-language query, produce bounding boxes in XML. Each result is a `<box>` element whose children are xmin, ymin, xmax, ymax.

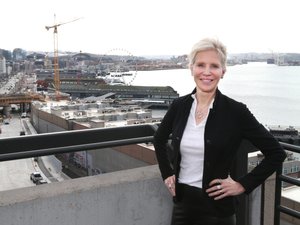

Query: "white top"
<box><xmin>178</xmin><ymin>95</ymin><xmax>213</xmax><ymax>188</ymax></box>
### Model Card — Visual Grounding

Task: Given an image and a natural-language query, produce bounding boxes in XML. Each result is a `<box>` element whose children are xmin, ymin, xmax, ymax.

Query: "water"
<box><xmin>126</xmin><ymin>62</ymin><xmax>300</xmax><ymax>127</ymax></box>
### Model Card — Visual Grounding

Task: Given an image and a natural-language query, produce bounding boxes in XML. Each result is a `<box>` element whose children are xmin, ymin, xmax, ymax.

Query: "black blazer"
<box><xmin>154</xmin><ymin>88</ymin><xmax>286</xmax><ymax>216</ymax></box>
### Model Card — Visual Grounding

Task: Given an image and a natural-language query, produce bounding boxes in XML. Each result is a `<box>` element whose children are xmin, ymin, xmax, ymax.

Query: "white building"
<box><xmin>0</xmin><ymin>56</ymin><xmax>6</xmax><ymax>74</ymax></box>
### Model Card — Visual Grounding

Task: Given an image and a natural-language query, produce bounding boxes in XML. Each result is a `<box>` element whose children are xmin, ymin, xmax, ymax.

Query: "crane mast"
<box><xmin>53</xmin><ymin>25</ymin><xmax>60</xmax><ymax>99</ymax></box>
<box><xmin>45</xmin><ymin>15</ymin><xmax>81</xmax><ymax>100</ymax></box>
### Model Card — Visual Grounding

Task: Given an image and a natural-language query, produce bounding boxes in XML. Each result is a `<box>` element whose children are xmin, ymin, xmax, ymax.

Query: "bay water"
<box><xmin>127</xmin><ymin>62</ymin><xmax>300</xmax><ymax>127</ymax></box>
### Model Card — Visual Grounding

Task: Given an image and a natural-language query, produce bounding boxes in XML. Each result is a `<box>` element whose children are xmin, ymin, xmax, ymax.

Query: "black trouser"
<box><xmin>171</xmin><ymin>184</ymin><xmax>236</xmax><ymax>225</ymax></box>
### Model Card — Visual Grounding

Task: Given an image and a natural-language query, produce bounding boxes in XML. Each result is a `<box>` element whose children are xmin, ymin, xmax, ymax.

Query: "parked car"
<box><xmin>30</xmin><ymin>172</ymin><xmax>43</xmax><ymax>184</ymax></box>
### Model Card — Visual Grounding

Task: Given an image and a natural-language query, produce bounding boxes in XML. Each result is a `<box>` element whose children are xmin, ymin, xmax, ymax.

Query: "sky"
<box><xmin>1</xmin><ymin>0</ymin><xmax>300</xmax><ymax>56</ymax></box>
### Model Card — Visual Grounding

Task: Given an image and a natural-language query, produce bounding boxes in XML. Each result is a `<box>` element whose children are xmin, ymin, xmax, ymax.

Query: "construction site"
<box><xmin>0</xmin><ymin>15</ymin><xmax>180</xmax><ymax>181</ymax></box>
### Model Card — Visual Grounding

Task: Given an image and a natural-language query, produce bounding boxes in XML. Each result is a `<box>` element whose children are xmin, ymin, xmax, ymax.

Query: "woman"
<box><xmin>153</xmin><ymin>38</ymin><xmax>286</xmax><ymax>225</ymax></box>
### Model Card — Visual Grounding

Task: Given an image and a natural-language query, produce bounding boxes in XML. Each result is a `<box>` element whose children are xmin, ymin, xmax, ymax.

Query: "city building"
<box><xmin>31</xmin><ymin>98</ymin><xmax>161</xmax><ymax>176</ymax></box>
<box><xmin>0</xmin><ymin>56</ymin><xmax>6</xmax><ymax>74</ymax></box>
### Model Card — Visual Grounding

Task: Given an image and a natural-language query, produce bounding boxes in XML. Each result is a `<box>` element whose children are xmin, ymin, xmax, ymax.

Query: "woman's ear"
<box><xmin>221</xmin><ymin>69</ymin><xmax>226</xmax><ymax>78</ymax></box>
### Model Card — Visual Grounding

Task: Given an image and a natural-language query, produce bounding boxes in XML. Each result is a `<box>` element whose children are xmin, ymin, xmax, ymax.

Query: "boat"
<box><xmin>100</xmin><ymin>73</ymin><xmax>125</xmax><ymax>85</ymax></box>
<box><xmin>96</xmin><ymin>71</ymin><xmax>134</xmax><ymax>86</ymax></box>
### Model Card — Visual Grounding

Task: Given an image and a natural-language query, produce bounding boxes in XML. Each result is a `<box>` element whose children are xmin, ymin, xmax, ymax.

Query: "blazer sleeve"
<box><xmin>153</xmin><ymin>100</ymin><xmax>177</xmax><ymax>180</ymax></box>
<box><xmin>236</xmin><ymin>104</ymin><xmax>287</xmax><ymax>194</ymax></box>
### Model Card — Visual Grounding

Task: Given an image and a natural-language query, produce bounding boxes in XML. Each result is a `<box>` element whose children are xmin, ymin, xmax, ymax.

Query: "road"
<box><xmin>0</xmin><ymin>114</ymin><xmax>44</xmax><ymax>191</ymax></box>
<box><xmin>0</xmin><ymin>73</ymin><xmax>67</xmax><ymax>191</ymax></box>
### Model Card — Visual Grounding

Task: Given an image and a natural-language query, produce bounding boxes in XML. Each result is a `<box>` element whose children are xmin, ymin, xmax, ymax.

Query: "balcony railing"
<box><xmin>274</xmin><ymin>142</ymin><xmax>300</xmax><ymax>225</ymax></box>
<box><xmin>0</xmin><ymin>124</ymin><xmax>157</xmax><ymax>162</ymax></box>
<box><xmin>0</xmin><ymin>124</ymin><xmax>299</xmax><ymax>224</ymax></box>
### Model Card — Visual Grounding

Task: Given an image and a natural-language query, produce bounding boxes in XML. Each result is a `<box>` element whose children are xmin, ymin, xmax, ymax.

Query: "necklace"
<box><xmin>195</xmin><ymin>107</ymin><xmax>208</xmax><ymax>120</ymax></box>
<box><xmin>195</xmin><ymin>93</ymin><xmax>215</xmax><ymax>120</ymax></box>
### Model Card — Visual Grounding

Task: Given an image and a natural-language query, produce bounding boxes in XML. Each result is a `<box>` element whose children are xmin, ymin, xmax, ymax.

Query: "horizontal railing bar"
<box><xmin>279</xmin><ymin>174</ymin><xmax>300</xmax><ymax>186</ymax></box>
<box><xmin>279</xmin><ymin>142</ymin><xmax>300</xmax><ymax>154</ymax></box>
<box><xmin>277</xmin><ymin>205</ymin><xmax>300</xmax><ymax>219</ymax></box>
<box><xmin>0</xmin><ymin>136</ymin><xmax>155</xmax><ymax>162</ymax></box>
<box><xmin>0</xmin><ymin>124</ymin><xmax>157</xmax><ymax>160</ymax></box>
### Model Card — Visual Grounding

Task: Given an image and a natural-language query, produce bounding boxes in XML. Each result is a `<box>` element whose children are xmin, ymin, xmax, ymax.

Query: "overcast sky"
<box><xmin>1</xmin><ymin>0</ymin><xmax>299</xmax><ymax>56</ymax></box>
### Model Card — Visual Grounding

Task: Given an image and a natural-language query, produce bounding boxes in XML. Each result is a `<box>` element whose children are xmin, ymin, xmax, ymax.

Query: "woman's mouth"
<box><xmin>201</xmin><ymin>78</ymin><xmax>213</xmax><ymax>84</ymax></box>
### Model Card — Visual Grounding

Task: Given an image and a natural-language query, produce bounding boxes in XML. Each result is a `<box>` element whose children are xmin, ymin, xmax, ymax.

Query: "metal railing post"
<box><xmin>274</xmin><ymin>165</ymin><xmax>283</xmax><ymax>225</ymax></box>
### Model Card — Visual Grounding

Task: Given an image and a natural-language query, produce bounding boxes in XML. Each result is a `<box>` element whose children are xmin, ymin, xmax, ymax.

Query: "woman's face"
<box><xmin>190</xmin><ymin>50</ymin><xmax>225</xmax><ymax>94</ymax></box>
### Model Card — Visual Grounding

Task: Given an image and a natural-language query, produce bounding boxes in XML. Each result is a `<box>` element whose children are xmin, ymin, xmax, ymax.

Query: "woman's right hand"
<box><xmin>164</xmin><ymin>175</ymin><xmax>176</xmax><ymax>196</ymax></box>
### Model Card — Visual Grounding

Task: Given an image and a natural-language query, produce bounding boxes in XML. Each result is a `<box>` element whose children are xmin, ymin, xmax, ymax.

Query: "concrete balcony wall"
<box><xmin>0</xmin><ymin>165</ymin><xmax>173</xmax><ymax>225</ymax></box>
<box><xmin>89</xmin><ymin>147</ymin><xmax>150</xmax><ymax>173</ymax></box>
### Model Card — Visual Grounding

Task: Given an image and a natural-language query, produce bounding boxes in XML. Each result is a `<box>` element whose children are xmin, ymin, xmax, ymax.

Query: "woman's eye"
<box><xmin>197</xmin><ymin>63</ymin><xmax>205</xmax><ymax>67</ymax></box>
<box><xmin>211</xmin><ymin>64</ymin><xmax>220</xmax><ymax>69</ymax></box>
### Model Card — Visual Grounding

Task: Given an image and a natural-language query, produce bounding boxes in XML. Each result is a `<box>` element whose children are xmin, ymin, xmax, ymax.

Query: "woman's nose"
<box><xmin>203</xmin><ymin>66</ymin><xmax>211</xmax><ymax>75</ymax></box>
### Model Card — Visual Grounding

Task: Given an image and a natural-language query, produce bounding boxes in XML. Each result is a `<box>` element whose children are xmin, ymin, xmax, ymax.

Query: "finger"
<box><xmin>164</xmin><ymin>175</ymin><xmax>176</xmax><ymax>186</ymax></box>
<box><xmin>206</xmin><ymin>184</ymin><xmax>219</xmax><ymax>193</ymax></box>
<box><xmin>207</xmin><ymin>184</ymin><xmax>223</xmax><ymax>194</ymax></box>
<box><xmin>206</xmin><ymin>185</ymin><xmax>218</xmax><ymax>193</ymax></box>
<box><xmin>214</xmin><ymin>191</ymin><xmax>226</xmax><ymax>200</ymax></box>
<box><xmin>165</xmin><ymin>180</ymin><xmax>175</xmax><ymax>189</ymax></box>
<box><xmin>171</xmin><ymin>188</ymin><xmax>176</xmax><ymax>196</ymax></box>
<box><xmin>164</xmin><ymin>177</ymin><xmax>171</xmax><ymax>184</ymax></box>
<box><xmin>208</xmin><ymin>188</ymin><xmax>225</xmax><ymax>198</ymax></box>
<box><xmin>170</xmin><ymin>175</ymin><xmax>176</xmax><ymax>182</ymax></box>
<box><xmin>167</xmin><ymin>185</ymin><xmax>176</xmax><ymax>196</ymax></box>
<box><xmin>209</xmin><ymin>179</ymin><xmax>222</xmax><ymax>190</ymax></box>
<box><xmin>208</xmin><ymin>178</ymin><xmax>223</xmax><ymax>187</ymax></box>
<box><xmin>208</xmin><ymin>179</ymin><xmax>218</xmax><ymax>186</ymax></box>
<box><xmin>164</xmin><ymin>177</ymin><xmax>173</xmax><ymax>186</ymax></box>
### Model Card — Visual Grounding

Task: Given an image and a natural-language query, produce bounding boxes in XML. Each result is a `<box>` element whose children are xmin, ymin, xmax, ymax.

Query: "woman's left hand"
<box><xmin>206</xmin><ymin>176</ymin><xmax>245</xmax><ymax>200</ymax></box>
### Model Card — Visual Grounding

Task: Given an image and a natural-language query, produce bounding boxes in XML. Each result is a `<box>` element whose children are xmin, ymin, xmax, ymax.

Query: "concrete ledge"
<box><xmin>0</xmin><ymin>165</ymin><xmax>173</xmax><ymax>225</ymax></box>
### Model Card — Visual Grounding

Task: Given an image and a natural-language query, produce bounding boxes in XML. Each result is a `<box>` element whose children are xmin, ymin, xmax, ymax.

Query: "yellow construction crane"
<box><xmin>45</xmin><ymin>15</ymin><xmax>81</xmax><ymax>100</ymax></box>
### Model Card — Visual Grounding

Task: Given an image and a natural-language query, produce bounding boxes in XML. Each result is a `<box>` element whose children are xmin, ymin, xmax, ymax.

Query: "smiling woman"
<box><xmin>153</xmin><ymin>38</ymin><xmax>286</xmax><ymax>225</ymax></box>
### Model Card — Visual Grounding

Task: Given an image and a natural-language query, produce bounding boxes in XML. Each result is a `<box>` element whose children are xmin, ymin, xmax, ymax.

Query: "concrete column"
<box><xmin>3</xmin><ymin>106</ymin><xmax>11</xmax><ymax>117</ymax></box>
<box><xmin>20</xmin><ymin>103</ymin><xmax>25</xmax><ymax>113</ymax></box>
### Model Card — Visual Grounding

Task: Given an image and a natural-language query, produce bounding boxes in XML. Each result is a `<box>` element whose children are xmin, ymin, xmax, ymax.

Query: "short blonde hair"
<box><xmin>188</xmin><ymin>38</ymin><xmax>227</xmax><ymax>70</ymax></box>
